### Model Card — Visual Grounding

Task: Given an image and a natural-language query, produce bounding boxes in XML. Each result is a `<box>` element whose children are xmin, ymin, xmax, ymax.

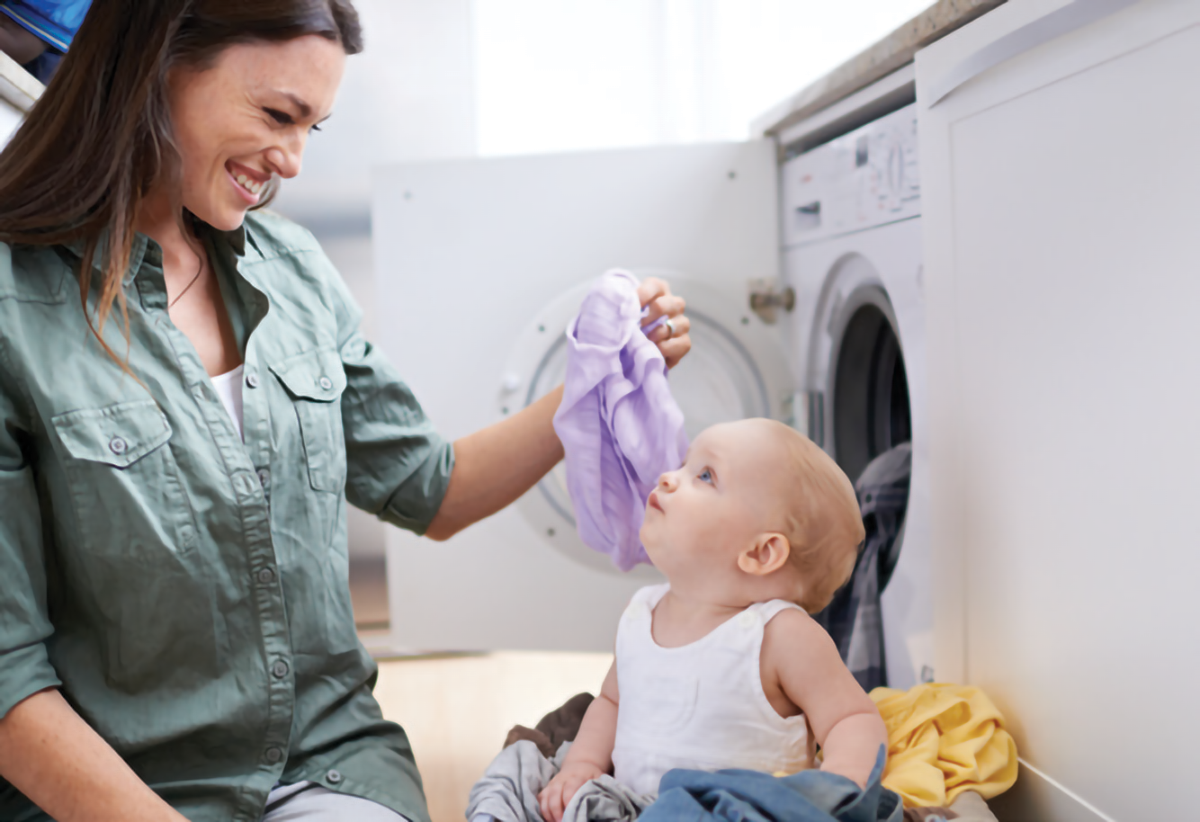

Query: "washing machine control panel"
<box><xmin>780</xmin><ymin>104</ymin><xmax>919</xmax><ymax>248</ymax></box>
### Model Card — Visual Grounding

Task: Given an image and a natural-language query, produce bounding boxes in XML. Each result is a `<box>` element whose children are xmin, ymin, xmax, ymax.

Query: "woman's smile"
<box><xmin>225</xmin><ymin>160</ymin><xmax>269</xmax><ymax>203</ymax></box>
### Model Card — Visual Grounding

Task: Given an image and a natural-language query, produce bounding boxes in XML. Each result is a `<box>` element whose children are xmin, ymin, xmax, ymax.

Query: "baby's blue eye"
<box><xmin>698</xmin><ymin>469</ymin><xmax>713</xmax><ymax>484</ymax></box>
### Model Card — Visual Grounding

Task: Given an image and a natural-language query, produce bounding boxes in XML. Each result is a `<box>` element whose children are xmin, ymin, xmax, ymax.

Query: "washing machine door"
<box><xmin>372</xmin><ymin>141</ymin><xmax>793</xmax><ymax>652</ymax></box>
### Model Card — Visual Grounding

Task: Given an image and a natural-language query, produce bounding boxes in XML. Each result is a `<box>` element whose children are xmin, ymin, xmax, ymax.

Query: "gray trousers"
<box><xmin>261</xmin><ymin>782</ymin><xmax>409</xmax><ymax>821</ymax></box>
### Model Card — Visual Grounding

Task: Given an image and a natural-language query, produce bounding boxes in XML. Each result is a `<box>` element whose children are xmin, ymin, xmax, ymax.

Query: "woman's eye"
<box><xmin>264</xmin><ymin>108</ymin><xmax>293</xmax><ymax>125</ymax></box>
<box><xmin>309</xmin><ymin>123</ymin><xmax>322</xmax><ymax>133</ymax></box>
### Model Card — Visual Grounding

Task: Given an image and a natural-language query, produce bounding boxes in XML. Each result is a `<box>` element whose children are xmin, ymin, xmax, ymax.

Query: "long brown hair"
<box><xmin>0</xmin><ymin>0</ymin><xmax>362</xmax><ymax>366</ymax></box>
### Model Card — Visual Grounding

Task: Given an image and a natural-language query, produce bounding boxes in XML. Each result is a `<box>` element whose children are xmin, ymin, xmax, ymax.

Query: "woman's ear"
<box><xmin>737</xmin><ymin>533</ymin><xmax>791</xmax><ymax>576</ymax></box>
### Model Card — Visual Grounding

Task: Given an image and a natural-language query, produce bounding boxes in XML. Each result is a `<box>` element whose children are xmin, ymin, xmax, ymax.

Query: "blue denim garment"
<box><xmin>641</xmin><ymin>748</ymin><xmax>901</xmax><ymax>822</ymax></box>
<box><xmin>0</xmin><ymin>0</ymin><xmax>90</xmax><ymax>51</ymax></box>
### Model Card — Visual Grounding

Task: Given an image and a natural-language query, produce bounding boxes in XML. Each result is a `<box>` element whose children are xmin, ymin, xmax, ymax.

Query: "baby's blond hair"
<box><xmin>760</xmin><ymin>422</ymin><xmax>864</xmax><ymax>613</ymax></box>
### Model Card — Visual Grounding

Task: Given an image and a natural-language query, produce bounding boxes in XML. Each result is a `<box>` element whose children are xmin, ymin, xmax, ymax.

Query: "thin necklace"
<box><xmin>168</xmin><ymin>253</ymin><xmax>204</xmax><ymax>309</ymax></box>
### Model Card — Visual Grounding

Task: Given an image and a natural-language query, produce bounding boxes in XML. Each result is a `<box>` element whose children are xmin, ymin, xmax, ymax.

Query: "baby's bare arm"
<box><xmin>538</xmin><ymin>661</ymin><xmax>620</xmax><ymax>822</ymax></box>
<box><xmin>763</xmin><ymin>610</ymin><xmax>887</xmax><ymax>788</ymax></box>
<box><xmin>561</xmin><ymin>661</ymin><xmax>619</xmax><ymax>773</ymax></box>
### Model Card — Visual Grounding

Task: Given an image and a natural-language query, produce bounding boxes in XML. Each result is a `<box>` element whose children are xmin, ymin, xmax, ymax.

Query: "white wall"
<box><xmin>274</xmin><ymin>0</ymin><xmax>477</xmax><ymax>225</ymax></box>
<box><xmin>472</xmin><ymin>0</ymin><xmax>933</xmax><ymax>155</ymax></box>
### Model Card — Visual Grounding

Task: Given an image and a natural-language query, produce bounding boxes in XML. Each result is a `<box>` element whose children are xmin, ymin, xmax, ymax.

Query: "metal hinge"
<box><xmin>747</xmin><ymin>278</ymin><xmax>795</xmax><ymax>325</ymax></box>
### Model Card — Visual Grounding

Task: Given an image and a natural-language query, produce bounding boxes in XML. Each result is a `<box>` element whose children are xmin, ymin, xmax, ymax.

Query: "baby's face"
<box><xmin>640</xmin><ymin>421</ymin><xmax>787</xmax><ymax>580</ymax></box>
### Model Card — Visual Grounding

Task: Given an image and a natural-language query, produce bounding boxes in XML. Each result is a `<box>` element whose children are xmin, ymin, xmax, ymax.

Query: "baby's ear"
<box><xmin>737</xmin><ymin>533</ymin><xmax>791</xmax><ymax>576</ymax></box>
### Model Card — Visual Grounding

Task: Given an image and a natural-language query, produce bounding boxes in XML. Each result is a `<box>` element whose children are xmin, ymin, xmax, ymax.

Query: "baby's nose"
<box><xmin>658</xmin><ymin>472</ymin><xmax>677</xmax><ymax>491</ymax></box>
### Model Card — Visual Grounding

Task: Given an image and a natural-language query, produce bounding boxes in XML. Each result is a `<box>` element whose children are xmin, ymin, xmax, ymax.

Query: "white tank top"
<box><xmin>611</xmin><ymin>584</ymin><xmax>815</xmax><ymax>796</ymax></box>
<box><xmin>210</xmin><ymin>364</ymin><xmax>244</xmax><ymax>441</ymax></box>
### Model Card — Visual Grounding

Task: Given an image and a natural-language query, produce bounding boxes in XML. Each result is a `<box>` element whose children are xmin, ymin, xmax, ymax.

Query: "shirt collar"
<box><xmin>63</xmin><ymin>222</ymin><xmax>247</xmax><ymax>285</ymax></box>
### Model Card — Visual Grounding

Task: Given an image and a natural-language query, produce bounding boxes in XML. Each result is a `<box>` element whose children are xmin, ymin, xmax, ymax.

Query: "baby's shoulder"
<box><xmin>759</xmin><ymin>605</ymin><xmax>840</xmax><ymax>670</ymax></box>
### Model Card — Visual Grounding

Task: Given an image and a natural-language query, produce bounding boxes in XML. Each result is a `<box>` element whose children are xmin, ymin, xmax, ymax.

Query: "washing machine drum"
<box><xmin>828</xmin><ymin>285</ymin><xmax>912</xmax><ymax>486</ymax></box>
<box><xmin>499</xmin><ymin>277</ymin><xmax>793</xmax><ymax>576</ymax></box>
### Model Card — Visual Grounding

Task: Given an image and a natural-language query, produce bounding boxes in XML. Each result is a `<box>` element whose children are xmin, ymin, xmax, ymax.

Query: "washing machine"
<box><xmin>371</xmin><ymin>73</ymin><xmax>930</xmax><ymax>687</ymax></box>
<box><xmin>779</xmin><ymin>102</ymin><xmax>931</xmax><ymax>689</ymax></box>
<box><xmin>372</xmin><ymin>141</ymin><xmax>793</xmax><ymax>654</ymax></box>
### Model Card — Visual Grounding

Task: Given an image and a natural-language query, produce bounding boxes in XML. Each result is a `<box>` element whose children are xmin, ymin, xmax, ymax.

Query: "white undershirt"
<box><xmin>210</xmin><ymin>364</ymin><xmax>244</xmax><ymax>440</ymax></box>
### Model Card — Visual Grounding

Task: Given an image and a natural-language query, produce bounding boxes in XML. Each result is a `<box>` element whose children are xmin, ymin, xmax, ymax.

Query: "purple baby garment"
<box><xmin>552</xmin><ymin>270</ymin><xmax>689</xmax><ymax>571</ymax></box>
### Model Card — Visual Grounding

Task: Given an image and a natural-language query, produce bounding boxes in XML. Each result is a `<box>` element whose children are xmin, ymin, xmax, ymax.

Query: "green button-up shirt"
<box><xmin>0</xmin><ymin>211</ymin><xmax>454</xmax><ymax>822</ymax></box>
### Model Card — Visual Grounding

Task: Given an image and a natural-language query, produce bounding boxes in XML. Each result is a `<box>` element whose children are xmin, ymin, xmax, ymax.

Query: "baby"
<box><xmin>538</xmin><ymin>418</ymin><xmax>887</xmax><ymax>822</ymax></box>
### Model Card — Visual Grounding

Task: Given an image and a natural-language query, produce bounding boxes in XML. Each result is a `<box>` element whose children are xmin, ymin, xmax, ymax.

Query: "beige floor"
<box><xmin>373</xmin><ymin>652</ymin><xmax>613</xmax><ymax>822</ymax></box>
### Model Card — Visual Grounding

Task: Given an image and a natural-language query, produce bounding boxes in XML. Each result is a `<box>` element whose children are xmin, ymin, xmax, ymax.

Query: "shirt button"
<box><xmin>246</xmin><ymin>372</ymin><xmax>260</xmax><ymax>389</ymax></box>
<box><xmin>272</xmin><ymin>659</ymin><xmax>290</xmax><ymax>678</ymax></box>
<box><xmin>265</xmin><ymin>747</ymin><xmax>283</xmax><ymax>764</ymax></box>
<box><xmin>108</xmin><ymin>436</ymin><xmax>128</xmax><ymax>455</ymax></box>
<box><xmin>257</xmin><ymin>567</ymin><xmax>276</xmax><ymax>584</ymax></box>
<box><xmin>319</xmin><ymin>376</ymin><xmax>333</xmax><ymax>391</ymax></box>
<box><xmin>257</xmin><ymin>468</ymin><xmax>271</xmax><ymax>489</ymax></box>
<box><xmin>325</xmin><ymin>769</ymin><xmax>343</xmax><ymax>785</ymax></box>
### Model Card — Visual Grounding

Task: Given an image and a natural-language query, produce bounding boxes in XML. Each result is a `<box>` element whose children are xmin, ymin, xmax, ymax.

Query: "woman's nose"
<box><xmin>265</xmin><ymin>140</ymin><xmax>303</xmax><ymax>180</ymax></box>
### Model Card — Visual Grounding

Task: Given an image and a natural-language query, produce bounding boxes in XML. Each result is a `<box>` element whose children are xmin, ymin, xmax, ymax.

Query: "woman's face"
<box><xmin>167</xmin><ymin>35</ymin><xmax>346</xmax><ymax>231</ymax></box>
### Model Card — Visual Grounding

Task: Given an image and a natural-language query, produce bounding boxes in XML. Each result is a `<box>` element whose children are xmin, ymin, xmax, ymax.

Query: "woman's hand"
<box><xmin>538</xmin><ymin>761</ymin><xmax>605</xmax><ymax>822</ymax></box>
<box><xmin>637</xmin><ymin>277</ymin><xmax>691</xmax><ymax>369</ymax></box>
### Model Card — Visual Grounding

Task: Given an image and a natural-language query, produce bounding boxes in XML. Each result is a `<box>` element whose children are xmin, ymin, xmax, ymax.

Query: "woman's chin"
<box><xmin>193</xmin><ymin>203</ymin><xmax>249</xmax><ymax>232</ymax></box>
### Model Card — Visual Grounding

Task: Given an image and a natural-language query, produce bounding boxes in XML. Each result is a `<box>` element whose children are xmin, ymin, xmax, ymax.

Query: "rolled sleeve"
<box><xmin>0</xmin><ymin>361</ymin><xmax>59</xmax><ymax>719</ymax></box>
<box><xmin>326</xmin><ymin>272</ymin><xmax>454</xmax><ymax>536</ymax></box>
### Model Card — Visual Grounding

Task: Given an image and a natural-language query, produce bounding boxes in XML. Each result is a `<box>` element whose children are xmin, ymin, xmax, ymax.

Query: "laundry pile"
<box><xmin>552</xmin><ymin>269</ymin><xmax>688</xmax><ymax>571</ymax></box>
<box><xmin>869</xmin><ymin>684</ymin><xmax>1018</xmax><ymax>808</ymax></box>
<box><xmin>467</xmin><ymin>683</ymin><xmax>1016</xmax><ymax>822</ymax></box>
<box><xmin>468</xmin><ymin>742</ymin><xmax>902</xmax><ymax>822</ymax></box>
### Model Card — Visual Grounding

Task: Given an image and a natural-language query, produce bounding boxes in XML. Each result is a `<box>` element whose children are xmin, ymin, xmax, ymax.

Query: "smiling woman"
<box><xmin>0</xmin><ymin>2</ymin><xmax>691</xmax><ymax>822</ymax></box>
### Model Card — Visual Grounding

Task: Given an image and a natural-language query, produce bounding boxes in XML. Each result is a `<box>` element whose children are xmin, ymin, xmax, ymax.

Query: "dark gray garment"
<box><xmin>813</xmin><ymin>443</ymin><xmax>912</xmax><ymax>690</ymax></box>
<box><xmin>467</xmin><ymin>741</ymin><xmax>654</xmax><ymax>822</ymax></box>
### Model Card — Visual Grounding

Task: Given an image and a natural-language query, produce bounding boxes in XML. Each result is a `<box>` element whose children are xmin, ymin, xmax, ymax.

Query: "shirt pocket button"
<box><xmin>109</xmin><ymin>436</ymin><xmax>128</xmax><ymax>455</ymax></box>
<box><xmin>325</xmin><ymin>769</ymin><xmax>343</xmax><ymax>785</ymax></box>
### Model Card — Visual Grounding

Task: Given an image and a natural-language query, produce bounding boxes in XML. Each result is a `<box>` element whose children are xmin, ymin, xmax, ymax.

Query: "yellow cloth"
<box><xmin>869</xmin><ymin>683</ymin><xmax>1018</xmax><ymax>808</ymax></box>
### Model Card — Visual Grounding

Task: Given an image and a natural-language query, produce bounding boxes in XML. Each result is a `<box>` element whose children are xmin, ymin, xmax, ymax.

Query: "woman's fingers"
<box><xmin>659</xmin><ymin>333</ymin><xmax>692</xmax><ymax>370</ymax></box>
<box><xmin>636</xmin><ymin>276</ymin><xmax>670</xmax><ymax>310</ymax></box>
<box><xmin>646</xmin><ymin>313</ymin><xmax>691</xmax><ymax>344</ymax></box>
<box><xmin>636</xmin><ymin>276</ymin><xmax>692</xmax><ymax>369</ymax></box>
<box><xmin>641</xmin><ymin>294</ymin><xmax>687</xmax><ymax>328</ymax></box>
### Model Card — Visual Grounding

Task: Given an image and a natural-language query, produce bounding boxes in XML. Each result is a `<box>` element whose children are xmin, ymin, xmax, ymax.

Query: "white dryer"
<box><xmin>372</xmin><ymin>72</ymin><xmax>931</xmax><ymax>688</ymax></box>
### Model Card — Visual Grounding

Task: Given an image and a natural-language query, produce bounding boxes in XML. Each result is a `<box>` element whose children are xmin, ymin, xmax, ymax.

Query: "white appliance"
<box><xmin>0</xmin><ymin>99</ymin><xmax>19</xmax><ymax>147</ymax></box>
<box><xmin>779</xmin><ymin>102</ymin><xmax>930</xmax><ymax>688</ymax></box>
<box><xmin>917</xmin><ymin>0</ymin><xmax>1199</xmax><ymax>819</ymax></box>
<box><xmin>373</xmin><ymin>72</ymin><xmax>931</xmax><ymax>689</ymax></box>
<box><xmin>1</xmin><ymin>55</ymin><xmax>37</xmax><ymax>148</ymax></box>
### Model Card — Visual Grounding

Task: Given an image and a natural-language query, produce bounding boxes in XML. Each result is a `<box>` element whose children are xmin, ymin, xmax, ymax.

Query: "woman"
<box><xmin>0</xmin><ymin>3</ymin><xmax>691</xmax><ymax>821</ymax></box>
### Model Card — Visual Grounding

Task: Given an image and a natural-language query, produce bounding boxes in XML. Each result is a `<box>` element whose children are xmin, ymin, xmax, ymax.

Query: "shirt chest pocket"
<box><xmin>51</xmin><ymin>399</ymin><xmax>198</xmax><ymax>557</ymax></box>
<box><xmin>269</xmin><ymin>349</ymin><xmax>347</xmax><ymax>494</ymax></box>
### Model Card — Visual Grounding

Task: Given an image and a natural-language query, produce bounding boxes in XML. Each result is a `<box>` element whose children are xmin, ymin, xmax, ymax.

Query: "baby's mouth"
<box><xmin>648</xmin><ymin>492</ymin><xmax>664</xmax><ymax>513</ymax></box>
